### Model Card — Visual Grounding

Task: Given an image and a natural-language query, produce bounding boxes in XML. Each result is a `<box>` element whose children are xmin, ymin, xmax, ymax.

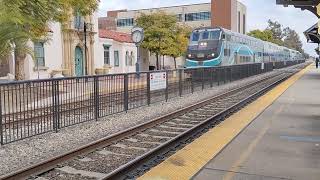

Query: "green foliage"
<box><xmin>136</xmin><ymin>12</ymin><xmax>191</xmax><ymax>69</ymax></box>
<box><xmin>247</xmin><ymin>29</ymin><xmax>283</xmax><ymax>46</ymax></box>
<box><xmin>248</xmin><ymin>19</ymin><xmax>307</xmax><ymax>57</ymax></box>
<box><xmin>0</xmin><ymin>0</ymin><xmax>98</xmax><ymax>79</ymax></box>
<box><xmin>266</xmin><ymin>20</ymin><xmax>284</xmax><ymax>41</ymax></box>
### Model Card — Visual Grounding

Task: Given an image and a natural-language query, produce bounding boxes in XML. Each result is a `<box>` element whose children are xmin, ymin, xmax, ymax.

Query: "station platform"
<box><xmin>139</xmin><ymin>64</ymin><xmax>320</xmax><ymax>180</ymax></box>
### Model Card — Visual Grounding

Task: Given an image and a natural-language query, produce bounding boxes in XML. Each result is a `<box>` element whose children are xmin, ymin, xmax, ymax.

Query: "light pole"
<box><xmin>84</xmin><ymin>22</ymin><xmax>89</xmax><ymax>76</ymax></box>
<box><xmin>131</xmin><ymin>27</ymin><xmax>144</xmax><ymax>75</ymax></box>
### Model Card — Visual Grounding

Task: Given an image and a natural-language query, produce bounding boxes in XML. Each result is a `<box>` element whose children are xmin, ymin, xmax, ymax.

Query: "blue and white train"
<box><xmin>185</xmin><ymin>27</ymin><xmax>304</xmax><ymax>68</ymax></box>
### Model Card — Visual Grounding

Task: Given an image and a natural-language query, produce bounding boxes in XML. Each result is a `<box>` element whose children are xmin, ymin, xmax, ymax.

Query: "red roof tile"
<box><xmin>99</xmin><ymin>29</ymin><xmax>133</xmax><ymax>43</ymax></box>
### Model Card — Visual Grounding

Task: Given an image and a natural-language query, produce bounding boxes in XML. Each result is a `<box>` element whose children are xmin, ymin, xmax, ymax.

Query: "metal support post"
<box><xmin>84</xmin><ymin>22</ymin><xmax>88</xmax><ymax>75</ymax></box>
<box><xmin>224</xmin><ymin>68</ymin><xmax>227</xmax><ymax>84</ymax></box>
<box><xmin>124</xmin><ymin>75</ymin><xmax>129</xmax><ymax>112</ymax></box>
<box><xmin>217</xmin><ymin>68</ymin><xmax>220</xmax><ymax>86</ymax></box>
<box><xmin>165</xmin><ymin>71</ymin><xmax>169</xmax><ymax>102</ymax></box>
<box><xmin>147</xmin><ymin>72</ymin><xmax>151</xmax><ymax>105</ymax></box>
<box><xmin>201</xmin><ymin>68</ymin><xmax>205</xmax><ymax>90</ymax></box>
<box><xmin>210</xmin><ymin>69</ymin><xmax>214</xmax><ymax>88</ymax></box>
<box><xmin>94</xmin><ymin>77</ymin><xmax>99</xmax><ymax>121</ymax></box>
<box><xmin>178</xmin><ymin>69</ymin><xmax>183</xmax><ymax>97</ymax></box>
<box><xmin>52</xmin><ymin>80</ymin><xmax>60</xmax><ymax>132</ymax></box>
<box><xmin>136</xmin><ymin>46</ymin><xmax>140</xmax><ymax>77</ymax></box>
<box><xmin>230</xmin><ymin>67</ymin><xmax>233</xmax><ymax>82</ymax></box>
<box><xmin>0</xmin><ymin>90</ymin><xmax>3</xmax><ymax>145</ymax></box>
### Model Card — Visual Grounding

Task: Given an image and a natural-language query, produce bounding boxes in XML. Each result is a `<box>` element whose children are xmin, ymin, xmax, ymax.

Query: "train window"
<box><xmin>224</xmin><ymin>49</ymin><xmax>231</xmax><ymax>56</ymax></box>
<box><xmin>227</xmin><ymin>35</ymin><xmax>231</xmax><ymax>41</ymax></box>
<box><xmin>209</xmin><ymin>30</ymin><xmax>221</xmax><ymax>40</ymax></box>
<box><xmin>202</xmin><ymin>31</ymin><xmax>209</xmax><ymax>40</ymax></box>
<box><xmin>191</xmin><ymin>32</ymin><xmax>200</xmax><ymax>42</ymax></box>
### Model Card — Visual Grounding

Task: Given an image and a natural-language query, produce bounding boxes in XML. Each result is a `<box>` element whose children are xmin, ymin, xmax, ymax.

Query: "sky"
<box><xmin>98</xmin><ymin>0</ymin><xmax>318</xmax><ymax>56</ymax></box>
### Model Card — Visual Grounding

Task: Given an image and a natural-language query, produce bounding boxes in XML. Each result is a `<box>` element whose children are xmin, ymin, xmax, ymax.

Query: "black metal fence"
<box><xmin>0</xmin><ymin>61</ymin><xmax>305</xmax><ymax>144</ymax></box>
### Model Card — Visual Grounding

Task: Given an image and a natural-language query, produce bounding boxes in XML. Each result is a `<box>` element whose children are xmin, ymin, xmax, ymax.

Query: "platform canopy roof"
<box><xmin>276</xmin><ymin>0</ymin><xmax>320</xmax><ymax>17</ymax></box>
<box><xmin>304</xmin><ymin>23</ymin><xmax>320</xmax><ymax>43</ymax></box>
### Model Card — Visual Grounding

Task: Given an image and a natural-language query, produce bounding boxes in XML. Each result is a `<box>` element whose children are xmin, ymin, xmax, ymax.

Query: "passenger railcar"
<box><xmin>185</xmin><ymin>27</ymin><xmax>304</xmax><ymax>68</ymax></box>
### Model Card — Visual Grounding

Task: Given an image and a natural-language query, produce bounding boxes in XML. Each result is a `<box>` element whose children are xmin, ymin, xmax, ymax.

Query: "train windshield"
<box><xmin>190</xmin><ymin>29</ymin><xmax>221</xmax><ymax>43</ymax></box>
<box><xmin>191</xmin><ymin>32</ymin><xmax>200</xmax><ymax>42</ymax></box>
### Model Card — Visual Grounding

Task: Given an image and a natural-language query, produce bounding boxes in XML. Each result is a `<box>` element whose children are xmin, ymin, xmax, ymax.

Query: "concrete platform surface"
<box><xmin>193</xmin><ymin>66</ymin><xmax>320</xmax><ymax>180</ymax></box>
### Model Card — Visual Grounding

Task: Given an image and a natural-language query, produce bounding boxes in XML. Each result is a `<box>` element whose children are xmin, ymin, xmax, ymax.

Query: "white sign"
<box><xmin>261</xmin><ymin>63</ymin><xmax>265</xmax><ymax>70</ymax></box>
<box><xmin>150</xmin><ymin>72</ymin><xmax>167</xmax><ymax>91</ymax></box>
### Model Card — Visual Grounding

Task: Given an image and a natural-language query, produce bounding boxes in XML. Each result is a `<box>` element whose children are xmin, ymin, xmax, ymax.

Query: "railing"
<box><xmin>0</xmin><ymin>61</ymin><xmax>305</xmax><ymax>144</ymax></box>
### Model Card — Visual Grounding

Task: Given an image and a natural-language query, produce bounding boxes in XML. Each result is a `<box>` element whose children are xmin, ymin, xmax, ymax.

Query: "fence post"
<box><xmin>52</xmin><ymin>80</ymin><xmax>59</xmax><ymax>133</ymax></box>
<box><xmin>94</xmin><ymin>77</ymin><xmax>99</xmax><ymax>121</ymax></box>
<box><xmin>147</xmin><ymin>72</ymin><xmax>151</xmax><ymax>105</ymax></box>
<box><xmin>178</xmin><ymin>69</ymin><xmax>183</xmax><ymax>97</ymax></box>
<box><xmin>124</xmin><ymin>74</ymin><xmax>129</xmax><ymax>112</ymax></box>
<box><xmin>202</xmin><ymin>68</ymin><xmax>205</xmax><ymax>90</ymax></box>
<box><xmin>165</xmin><ymin>71</ymin><xmax>169</xmax><ymax>102</ymax></box>
<box><xmin>210</xmin><ymin>69</ymin><xmax>214</xmax><ymax>88</ymax></box>
<box><xmin>191</xmin><ymin>70</ymin><xmax>194</xmax><ymax>93</ymax></box>
<box><xmin>224</xmin><ymin>67</ymin><xmax>227</xmax><ymax>84</ymax></box>
<box><xmin>0</xmin><ymin>88</ymin><xmax>3</xmax><ymax>145</ymax></box>
<box><xmin>230</xmin><ymin>67</ymin><xmax>233</xmax><ymax>82</ymax></box>
<box><xmin>217</xmin><ymin>68</ymin><xmax>220</xmax><ymax>86</ymax></box>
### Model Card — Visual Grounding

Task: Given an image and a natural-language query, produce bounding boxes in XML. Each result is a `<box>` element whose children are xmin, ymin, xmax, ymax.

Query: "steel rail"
<box><xmin>0</xmin><ymin>68</ymin><xmax>301</xmax><ymax>180</ymax></box>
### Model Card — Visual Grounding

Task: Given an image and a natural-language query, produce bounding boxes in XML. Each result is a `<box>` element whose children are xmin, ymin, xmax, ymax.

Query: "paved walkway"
<box><xmin>139</xmin><ymin>64</ymin><xmax>320</xmax><ymax>180</ymax></box>
<box><xmin>193</xmin><ymin>65</ymin><xmax>320</xmax><ymax>180</ymax></box>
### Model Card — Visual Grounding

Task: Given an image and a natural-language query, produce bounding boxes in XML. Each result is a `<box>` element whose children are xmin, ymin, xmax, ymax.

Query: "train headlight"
<box><xmin>199</xmin><ymin>42</ymin><xmax>208</xmax><ymax>47</ymax></box>
<box><xmin>211</xmin><ymin>53</ymin><xmax>215</xmax><ymax>57</ymax></box>
<box><xmin>188</xmin><ymin>54</ymin><xmax>192</xmax><ymax>58</ymax></box>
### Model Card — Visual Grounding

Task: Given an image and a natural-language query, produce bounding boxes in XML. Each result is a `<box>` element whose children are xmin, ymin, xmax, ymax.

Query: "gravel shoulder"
<box><xmin>0</xmin><ymin>65</ymin><xmax>305</xmax><ymax>176</ymax></box>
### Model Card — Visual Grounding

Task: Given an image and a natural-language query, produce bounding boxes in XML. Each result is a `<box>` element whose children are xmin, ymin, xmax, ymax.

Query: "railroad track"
<box><xmin>1</xmin><ymin>65</ymin><xmax>306</xmax><ymax>180</ymax></box>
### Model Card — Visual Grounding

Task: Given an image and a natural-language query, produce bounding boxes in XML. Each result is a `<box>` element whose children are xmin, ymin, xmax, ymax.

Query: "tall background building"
<box><xmin>99</xmin><ymin>0</ymin><xmax>247</xmax><ymax>70</ymax></box>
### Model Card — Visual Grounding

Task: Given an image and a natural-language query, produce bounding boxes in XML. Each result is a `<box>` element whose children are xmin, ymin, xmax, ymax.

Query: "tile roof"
<box><xmin>99</xmin><ymin>29</ymin><xmax>133</xmax><ymax>43</ymax></box>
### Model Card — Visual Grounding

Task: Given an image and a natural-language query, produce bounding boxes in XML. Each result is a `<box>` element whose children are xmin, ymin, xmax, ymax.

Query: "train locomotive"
<box><xmin>185</xmin><ymin>27</ymin><xmax>304</xmax><ymax>68</ymax></box>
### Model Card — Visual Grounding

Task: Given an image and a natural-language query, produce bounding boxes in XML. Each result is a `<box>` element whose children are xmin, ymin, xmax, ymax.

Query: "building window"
<box><xmin>243</xmin><ymin>14</ymin><xmax>246</xmax><ymax>34</ymax></box>
<box><xmin>114</xmin><ymin>51</ymin><xmax>119</xmax><ymax>67</ymax></box>
<box><xmin>103</xmin><ymin>45</ymin><xmax>110</xmax><ymax>65</ymax></box>
<box><xmin>130</xmin><ymin>51</ymin><xmax>135</xmax><ymax>66</ymax></box>
<box><xmin>74</xmin><ymin>10</ymin><xmax>83</xmax><ymax>29</ymax></box>
<box><xmin>185</xmin><ymin>12</ymin><xmax>211</xmax><ymax>22</ymax></box>
<box><xmin>117</xmin><ymin>18</ymin><xmax>134</xmax><ymax>27</ymax></box>
<box><xmin>125</xmin><ymin>51</ymin><xmax>129</xmax><ymax>66</ymax></box>
<box><xmin>34</xmin><ymin>42</ymin><xmax>45</xmax><ymax>67</ymax></box>
<box><xmin>176</xmin><ymin>14</ymin><xmax>183</xmax><ymax>22</ymax></box>
<box><xmin>238</xmin><ymin>11</ymin><xmax>241</xmax><ymax>33</ymax></box>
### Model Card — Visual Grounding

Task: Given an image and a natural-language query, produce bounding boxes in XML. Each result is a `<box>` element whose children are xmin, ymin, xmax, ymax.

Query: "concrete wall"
<box><xmin>24</xmin><ymin>22</ymin><xmax>63</xmax><ymax>80</ymax></box>
<box><xmin>212</xmin><ymin>0</ymin><xmax>247</xmax><ymax>34</ymax></box>
<box><xmin>116</xmin><ymin>3</ymin><xmax>212</xmax><ymax>33</ymax></box>
<box><xmin>98</xmin><ymin>38</ymin><xmax>137</xmax><ymax>74</ymax></box>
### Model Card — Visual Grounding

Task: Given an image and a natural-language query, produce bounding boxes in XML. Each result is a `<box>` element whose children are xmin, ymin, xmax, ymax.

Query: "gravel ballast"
<box><xmin>0</xmin><ymin>65</ymin><xmax>305</xmax><ymax>176</ymax></box>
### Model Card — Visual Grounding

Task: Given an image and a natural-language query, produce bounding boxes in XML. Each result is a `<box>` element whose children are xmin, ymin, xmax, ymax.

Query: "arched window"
<box><xmin>125</xmin><ymin>51</ymin><xmax>129</xmax><ymax>66</ymax></box>
<box><xmin>130</xmin><ymin>51</ymin><xmax>135</xmax><ymax>66</ymax></box>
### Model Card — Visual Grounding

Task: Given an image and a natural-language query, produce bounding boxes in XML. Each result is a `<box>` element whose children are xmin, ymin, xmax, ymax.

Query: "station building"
<box><xmin>0</xmin><ymin>12</ymin><xmax>137</xmax><ymax>80</ymax></box>
<box><xmin>0</xmin><ymin>0</ymin><xmax>247</xmax><ymax>80</ymax></box>
<box><xmin>99</xmin><ymin>0</ymin><xmax>247</xmax><ymax>70</ymax></box>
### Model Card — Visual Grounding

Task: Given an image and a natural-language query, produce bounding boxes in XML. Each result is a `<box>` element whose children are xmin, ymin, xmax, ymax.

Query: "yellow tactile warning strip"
<box><xmin>138</xmin><ymin>64</ymin><xmax>312</xmax><ymax>180</ymax></box>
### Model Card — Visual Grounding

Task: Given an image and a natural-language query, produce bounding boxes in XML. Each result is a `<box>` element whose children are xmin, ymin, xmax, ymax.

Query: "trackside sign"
<box><xmin>150</xmin><ymin>72</ymin><xmax>167</xmax><ymax>91</ymax></box>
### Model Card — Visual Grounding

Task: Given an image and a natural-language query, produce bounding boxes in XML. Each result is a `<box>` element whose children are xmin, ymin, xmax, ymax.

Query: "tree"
<box><xmin>248</xmin><ymin>19</ymin><xmax>308</xmax><ymax>56</ymax></box>
<box><xmin>136</xmin><ymin>12</ymin><xmax>177</xmax><ymax>70</ymax></box>
<box><xmin>247</xmin><ymin>29</ymin><xmax>283</xmax><ymax>45</ymax></box>
<box><xmin>0</xmin><ymin>0</ymin><xmax>99</xmax><ymax>80</ymax></box>
<box><xmin>266</xmin><ymin>20</ymin><xmax>284</xmax><ymax>42</ymax></box>
<box><xmin>162</xmin><ymin>25</ymin><xmax>191</xmax><ymax>69</ymax></box>
<box><xmin>283</xmin><ymin>27</ymin><xmax>303</xmax><ymax>52</ymax></box>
